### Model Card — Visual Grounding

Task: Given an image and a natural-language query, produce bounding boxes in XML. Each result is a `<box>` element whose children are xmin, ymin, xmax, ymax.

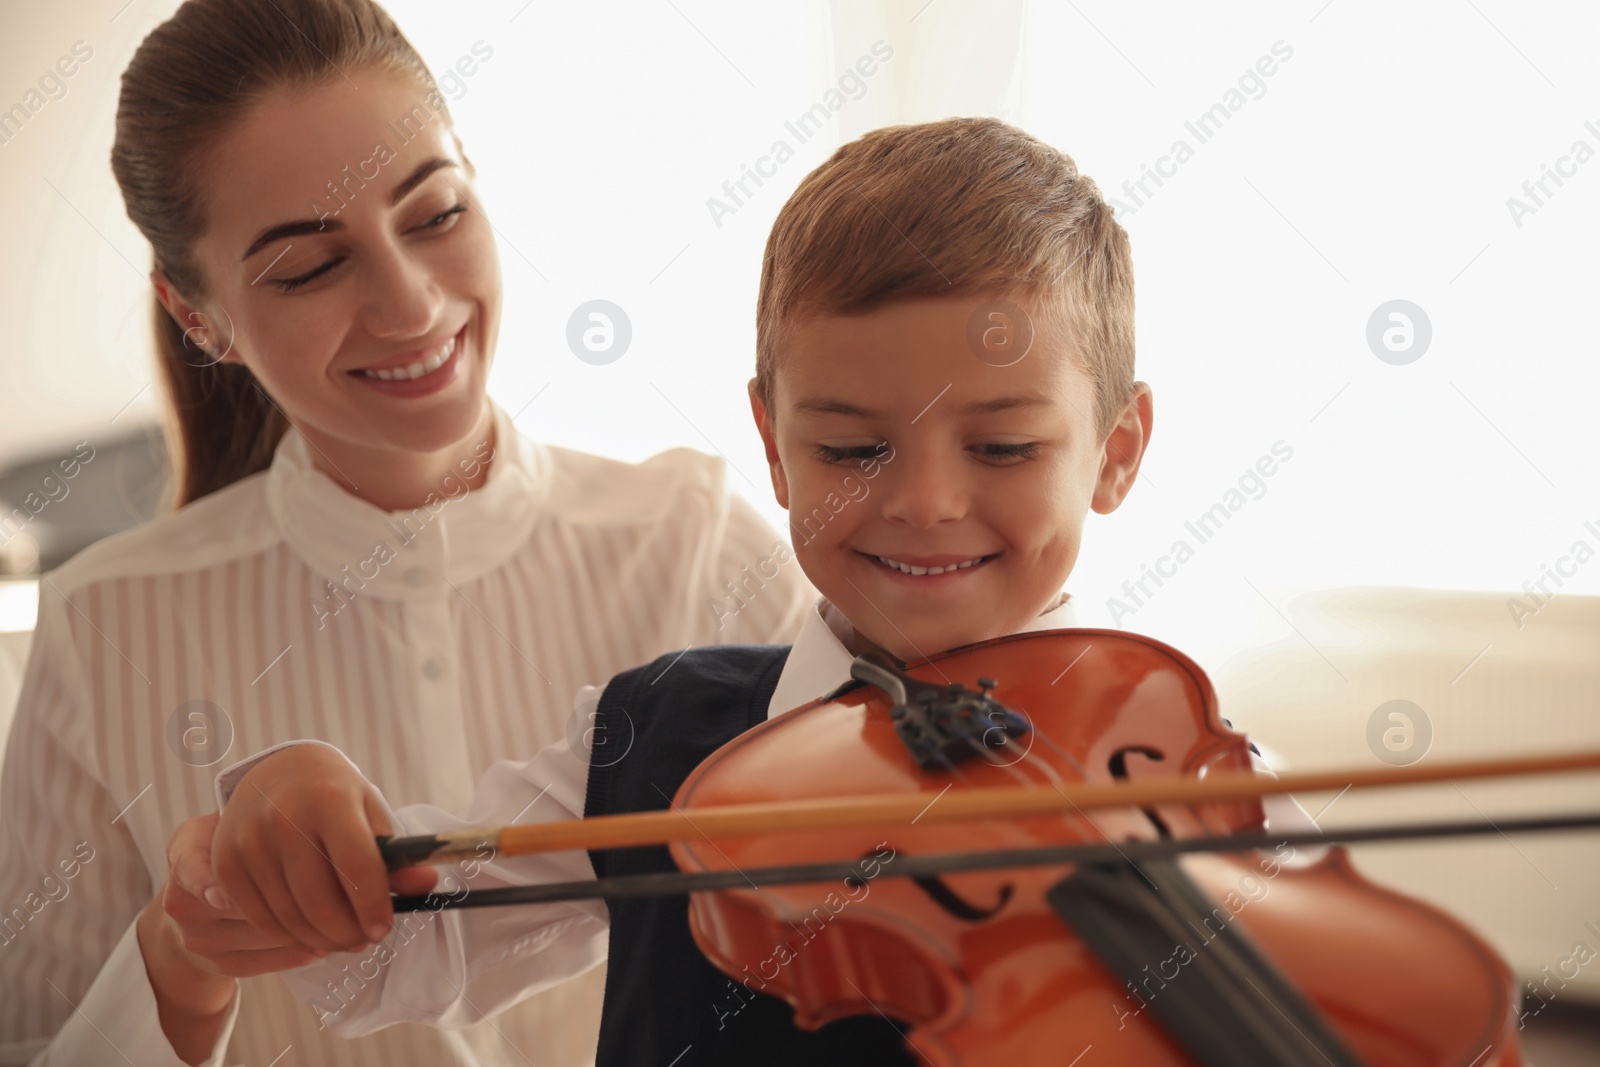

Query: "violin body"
<box><xmin>671</xmin><ymin>629</ymin><xmax>1524</xmax><ymax>1065</ymax></box>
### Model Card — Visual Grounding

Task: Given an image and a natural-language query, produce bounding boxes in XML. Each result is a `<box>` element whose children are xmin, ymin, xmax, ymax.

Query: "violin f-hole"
<box><xmin>909</xmin><ymin>872</ymin><xmax>1013</xmax><ymax>922</ymax></box>
<box><xmin>850</xmin><ymin>844</ymin><xmax>1012</xmax><ymax>923</ymax></box>
<box><xmin>1109</xmin><ymin>744</ymin><xmax>1174</xmax><ymax>840</ymax></box>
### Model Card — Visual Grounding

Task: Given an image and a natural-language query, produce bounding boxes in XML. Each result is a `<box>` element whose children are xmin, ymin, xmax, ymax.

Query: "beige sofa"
<box><xmin>1203</xmin><ymin>586</ymin><xmax>1600</xmax><ymax>1002</ymax></box>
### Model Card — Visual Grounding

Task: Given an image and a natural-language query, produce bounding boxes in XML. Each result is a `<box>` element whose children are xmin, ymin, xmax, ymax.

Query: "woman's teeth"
<box><xmin>876</xmin><ymin>554</ymin><xmax>990</xmax><ymax>576</ymax></box>
<box><xmin>359</xmin><ymin>336</ymin><xmax>455</xmax><ymax>380</ymax></box>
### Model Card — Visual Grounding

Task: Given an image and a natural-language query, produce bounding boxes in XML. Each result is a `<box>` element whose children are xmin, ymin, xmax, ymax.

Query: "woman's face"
<box><xmin>169</xmin><ymin>66</ymin><xmax>501</xmax><ymax>466</ymax></box>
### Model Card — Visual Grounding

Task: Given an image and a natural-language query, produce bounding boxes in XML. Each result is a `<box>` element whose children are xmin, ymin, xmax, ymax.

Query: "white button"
<box><xmin>404</xmin><ymin>566</ymin><xmax>430</xmax><ymax>588</ymax></box>
<box><xmin>421</xmin><ymin>657</ymin><xmax>446</xmax><ymax>681</ymax></box>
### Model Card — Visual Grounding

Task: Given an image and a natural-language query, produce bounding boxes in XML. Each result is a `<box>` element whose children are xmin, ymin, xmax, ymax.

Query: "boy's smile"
<box><xmin>752</xmin><ymin>294</ymin><xmax>1151</xmax><ymax>662</ymax></box>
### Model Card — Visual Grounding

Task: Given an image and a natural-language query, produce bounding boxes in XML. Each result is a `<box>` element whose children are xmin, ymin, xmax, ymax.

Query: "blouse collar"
<box><xmin>264</xmin><ymin>402</ymin><xmax>551</xmax><ymax>601</ymax></box>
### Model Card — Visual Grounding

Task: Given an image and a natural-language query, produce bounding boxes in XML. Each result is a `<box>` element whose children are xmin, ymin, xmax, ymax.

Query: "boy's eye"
<box><xmin>270</xmin><ymin>203</ymin><xmax>470</xmax><ymax>292</ymax></box>
<box><xmin>971</xmin><ymin>442</ymin><xmax>1041</xmax><ymax>462</ymax></box>
<box><xmin>814</xmin><ymin>443</ymin><xmax>890</xmax><ymax>464</ymax></box>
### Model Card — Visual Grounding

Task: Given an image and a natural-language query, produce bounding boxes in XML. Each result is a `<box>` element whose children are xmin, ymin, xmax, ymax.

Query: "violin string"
<box><xmin>889</xmin><ymin>660</ymin><xmax>1186</xmax><ymax>893</ymax></box>
<box><xmin>930</xmin><ymin>750</ymin><xmax>978</xmax><ymax>788</ymax></box>
<box><xmin>1012</xmin><ymin>713</ymin><xmax>1094</xmax><ymax>780</ymax></box>
<box><xmin>984</xmin><ymin>691</ymin><xmax>1108</xmax><ymax>837</ymax></box>
<box><xmin>393</xmin><ymin>813</ymin><xmax>1600</xmax><ymax>912</ymax></box>
<box><xmin>978</xmin><ymin>715</ymin><xmax>1172</xmax><ymax>894</ymax></box>
<box><xmin>942</xmin><ymin>708</ymin><xmax>1109</xmax><ymax>848</ymax></box>
<box><xmin>977</xmin><ymin>744</ymin><xmax>1040</xmax><ymax>786</ymax></box>
<box><xmin>1018</xmin><ymin>740</ymin><xmax>1124</xmax><ymax>850</ymax></box>
<box><xmin>995</xmin><ymin>684</ymin><xmax>1251</xmax><ymax>894</ymax></box>
<box><xmin>1000</xmin><ymin>733</ymin><xmax>1064</xmax><ymax>785</ymax></box>
<box><xmin>1004</xmin><ymin>650</ymin><xmax>1271</xmax><ymax>894</ymax></box>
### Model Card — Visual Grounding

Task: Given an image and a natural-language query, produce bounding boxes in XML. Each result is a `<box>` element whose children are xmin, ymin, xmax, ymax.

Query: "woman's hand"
<box><xmin>135</xmin><ymin>811</ymin><xmax>334</xmax><ymax>1063</ymax></box>
<box><xmin>163</xmin><ymin>812</ymin><xmax>333</xmax><ymax>974</ymax></box>
<box><xmin>140</xmin><ymin>813</ymin><xmax>291</xmax><ymax>1067</ymax></box>
<box><xmin>210</xmin><ymin>746</ymin><xmax>437</xmax><ymax>954</ymax></box>
<box><xmin>135</xmin><ymin>891</ymin><xmax>237</xmax><ymax>1065</ymax></box>
<box><xmin>135</xmin><ymin>784</ymin><xmax>435</xmax><ymax>1063</ymax></box>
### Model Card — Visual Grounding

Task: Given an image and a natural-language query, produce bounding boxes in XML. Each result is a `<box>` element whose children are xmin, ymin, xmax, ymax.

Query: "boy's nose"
<box><xmin>879</xmin><ymin>453</ymin><xmax>969</xmax><ymax>528</ymax></box>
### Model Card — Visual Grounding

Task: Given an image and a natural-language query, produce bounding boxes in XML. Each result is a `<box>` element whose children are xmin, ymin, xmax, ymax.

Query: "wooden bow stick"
<box><xmin>379</xmin><ymin>747</ymin><xmax>1600</xmax><ymax>870</ymax></box>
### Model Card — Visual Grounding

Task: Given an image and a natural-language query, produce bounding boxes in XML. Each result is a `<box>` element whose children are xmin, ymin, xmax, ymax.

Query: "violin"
<box><xmin>381</xmin><ymin>629</ymin><xmax>1600</xmax><ymax>1066</ymax></box>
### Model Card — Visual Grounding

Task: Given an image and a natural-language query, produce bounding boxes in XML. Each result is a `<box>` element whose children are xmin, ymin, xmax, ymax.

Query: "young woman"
<box><xmin>0</xmin><ymin>2</ymin><xmax>813</xmax><ymax>1065</ymax></box>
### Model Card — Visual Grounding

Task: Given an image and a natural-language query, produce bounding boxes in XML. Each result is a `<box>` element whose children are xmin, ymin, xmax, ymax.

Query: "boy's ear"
<box><xmin>1091</xmin><ymin>382</ymin><xmax>1153</xmax><ymax>514</ymax></box>
<box><xmin>748</xmin><ymin>378</ymin><xmax>790</xmax><ymax>510</ymax></box>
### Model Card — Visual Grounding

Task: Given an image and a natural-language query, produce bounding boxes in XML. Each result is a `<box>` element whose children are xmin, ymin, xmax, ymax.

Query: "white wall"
<box><xmin>4</xmin><ymin>2</ymin><xmax>1596</xmax><ymax>663</ymax></box>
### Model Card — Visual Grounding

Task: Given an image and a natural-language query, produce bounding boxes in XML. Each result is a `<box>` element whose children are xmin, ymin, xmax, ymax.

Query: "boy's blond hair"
<box><xmin>755</xmin><ymin>116</ymin><xmax>1135</xmax><ymax>437</ymax></box>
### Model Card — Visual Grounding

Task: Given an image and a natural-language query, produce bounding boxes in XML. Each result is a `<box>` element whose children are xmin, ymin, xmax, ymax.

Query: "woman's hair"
<box><xmin>111</xmin><ymin>0</ymin><xmax>450</xmax><ymax>506</ymax></box>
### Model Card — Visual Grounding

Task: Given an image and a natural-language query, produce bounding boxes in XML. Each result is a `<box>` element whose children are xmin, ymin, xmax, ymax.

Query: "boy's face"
<box><xmin>751</xmin><ymin>294</ymin><xmax>1151</xmax><ymax>663</ymax></box>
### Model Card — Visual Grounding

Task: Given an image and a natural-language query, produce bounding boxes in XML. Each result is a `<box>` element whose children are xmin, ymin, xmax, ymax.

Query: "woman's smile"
<box><xmin>347</xmin><ymin>323</ymin><xmax>468</xmax><ymax>399</ymax></box>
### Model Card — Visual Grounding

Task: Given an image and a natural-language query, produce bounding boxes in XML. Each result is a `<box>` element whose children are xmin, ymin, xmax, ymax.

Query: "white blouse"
<box><xmin>0</xmin><ymin>401</ymin><xmax>817</xmax><ymax>1067</ymax></box>
<box><xmin>240</xmin><ymin>595</ymin><xmax>1317</xmax><ymax>1039</ymax></box>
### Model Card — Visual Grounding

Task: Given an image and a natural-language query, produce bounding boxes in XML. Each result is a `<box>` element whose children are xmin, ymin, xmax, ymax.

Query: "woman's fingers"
<box><xmin>280</xmin><ymin>830</ymin><xmax>374</xmax><ymax>951</ymax></box>
<box><xmin>161</xmin><ymin>879</ymin><xmax>326</xmax><ymax>977</ymax></box>
<box><xmin>215</xmin><ymin>797</ymin><xmax>342</xmax><ymax>954</ymax></box>
<box><xmin>166</xmin><ymin>812</ymin><xmax>232</xmax><ymax>912</ymax></box>
<box><xmin>246</xmin><ymin>826</ymin><xmax>351</xmax><ymax>954</ymax></box>
<box><xmin>388</xmin><ymin>865</ymin><xmax>439</xmax><ymax>897</ymax></box>
<box><xmin>208</xmin><ymin>746</ymin><xmax>408</xmax><ymax>954</ymax></box>
<box><xmin>312</xmin><ymin>791</ymin><xmax>401</xmax><ymax>945</ymax></box>
<box><xmin>208</xmin><ymin>823</ymin><xmax>288</xmax><ymax>947</ymax></box>
<box><xmin>208</xmin><ymin>748</ymin><xmax>376</xmax><ymax>952</ymax></box>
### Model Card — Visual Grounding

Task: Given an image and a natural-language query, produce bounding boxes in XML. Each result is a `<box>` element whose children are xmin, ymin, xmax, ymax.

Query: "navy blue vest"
<box><xmin>584</xmin><ymin>645</ymin><xmax>917</xmax><ymax>1066</ymax></box>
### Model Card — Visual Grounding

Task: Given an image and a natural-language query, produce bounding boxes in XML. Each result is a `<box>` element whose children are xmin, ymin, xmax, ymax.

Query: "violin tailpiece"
<box><xmin>849</xmin><ymin>652</ymin><xmax>1031</xmax><ymax>770</ymax></box>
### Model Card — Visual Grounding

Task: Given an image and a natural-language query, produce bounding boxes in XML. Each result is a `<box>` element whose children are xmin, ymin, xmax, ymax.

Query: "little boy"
<box><xmin>193</xmin><ymin>116</ymin><xmax>1302</xmax><ymax>1064</ymax></box>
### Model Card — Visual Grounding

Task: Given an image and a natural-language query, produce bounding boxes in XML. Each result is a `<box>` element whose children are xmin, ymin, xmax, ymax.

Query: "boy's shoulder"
<box><xmin>601</xmin><ymin>643</ymin><xmax>793</xmax><ymax>711</ymax></box>
<box><xmin>584</xmin><ymin>644</ymin><xmax>793</xmax><ymax>830</ymax></box>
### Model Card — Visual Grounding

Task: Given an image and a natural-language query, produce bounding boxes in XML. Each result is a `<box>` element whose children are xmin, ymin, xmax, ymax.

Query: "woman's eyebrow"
<box><xmin>240</xmin><ymin>157</ymin><xmax>459</xmax><ymax>261</ymax></box>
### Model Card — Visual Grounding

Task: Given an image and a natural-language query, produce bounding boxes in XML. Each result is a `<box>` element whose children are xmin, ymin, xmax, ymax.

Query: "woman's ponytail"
<box><xmin>111</xmin><ymin>0</ymin><xmax>446</xmax><ymax>505</ymax></box>
<box><xmin>150</xmin><ymin>294</ymin><xmax>288</xmax><ymax>506</ymax></box>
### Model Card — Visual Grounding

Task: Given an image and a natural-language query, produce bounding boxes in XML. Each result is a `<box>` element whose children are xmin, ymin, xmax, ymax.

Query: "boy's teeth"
<box><xmin>876</xmin><ymin>555</ymin><xmax>987</xmax><ymax>576</ymax></box>
<box><xmin>361</xmin><ymin>336</ymin><xmax>455</xmax><ymax>381</ymax></box>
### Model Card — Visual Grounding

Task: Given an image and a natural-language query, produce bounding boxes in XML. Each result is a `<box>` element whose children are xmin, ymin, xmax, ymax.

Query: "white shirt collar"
<box><xmin>263</xmin><ymin>402</ymin><xmax>552</xmax><ymax>600</ymax></box>
<box><xmin>766</xmin><ymin>593</ymin><xmax>1079</xmax><ymax>719</ymax></box>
